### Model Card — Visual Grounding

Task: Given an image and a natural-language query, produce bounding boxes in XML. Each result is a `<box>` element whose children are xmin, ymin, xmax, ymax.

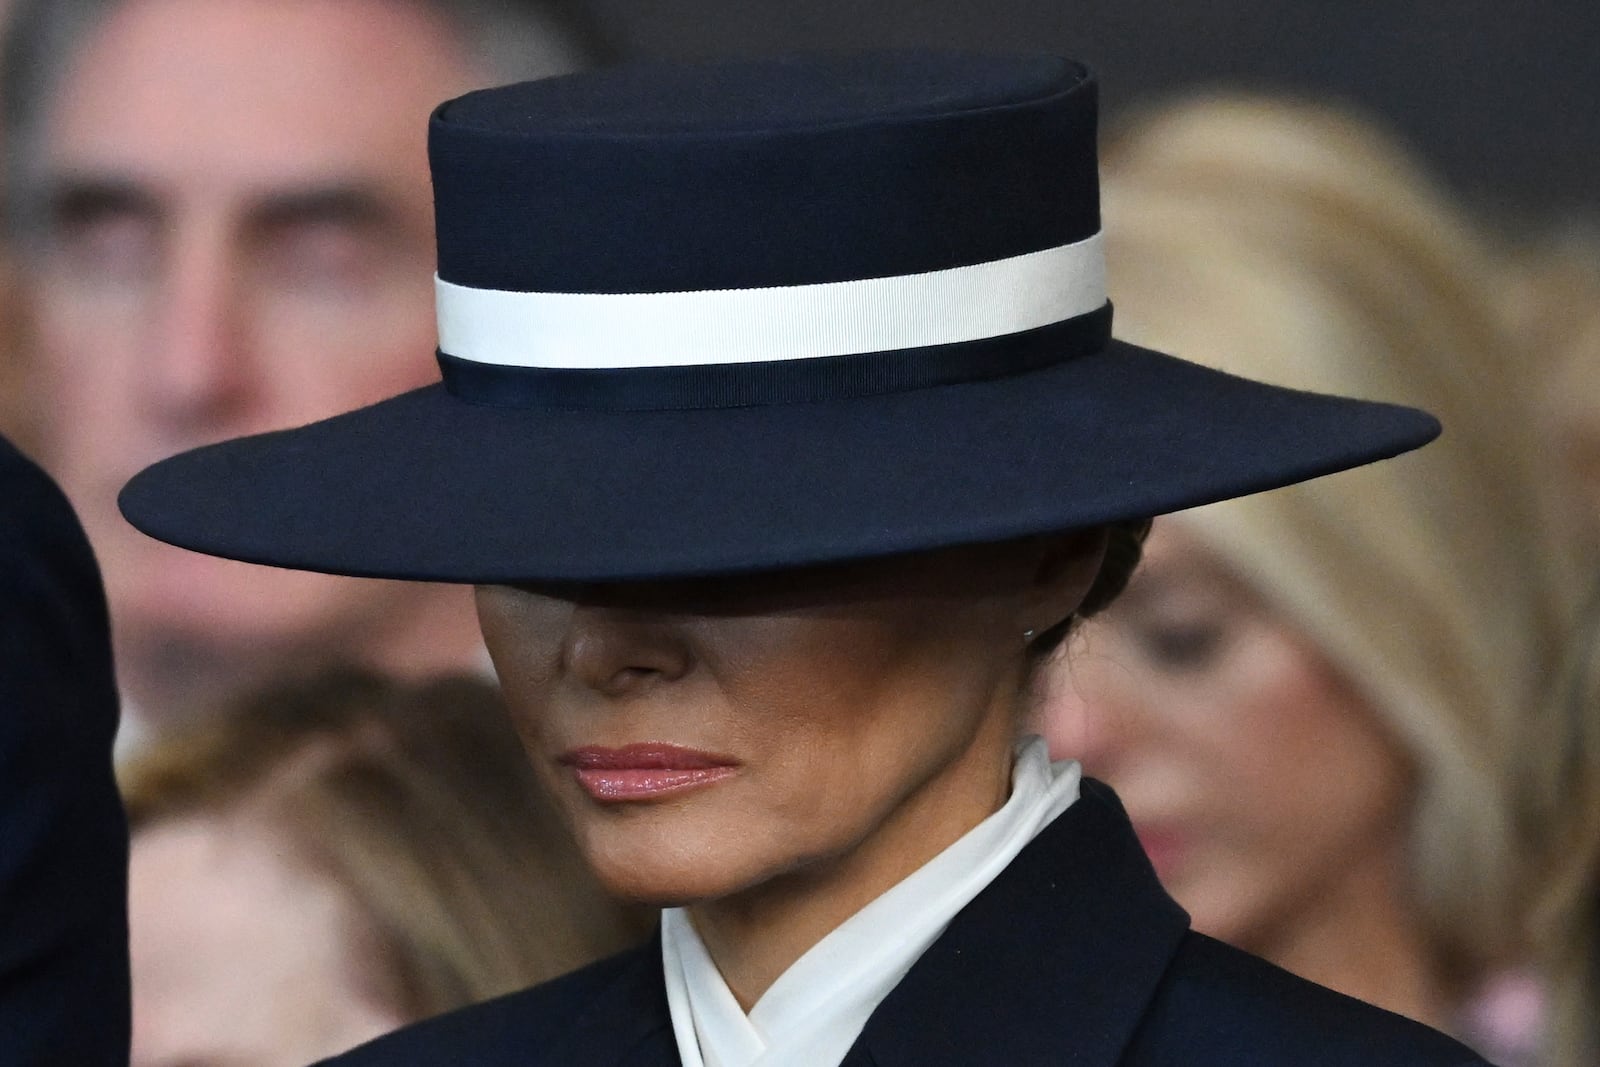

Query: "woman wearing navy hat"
<box><xmin>122</xmin><ymin>53</ymin><xmax>1488</xmax><ymax>1066</ymax></box>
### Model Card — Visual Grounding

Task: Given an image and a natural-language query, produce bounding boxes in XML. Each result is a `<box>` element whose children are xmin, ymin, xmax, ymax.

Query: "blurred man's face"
<box><xmin>33</xmin><ymin>0</ymin><xmax>480</xmax><ymax>718</ymax></box>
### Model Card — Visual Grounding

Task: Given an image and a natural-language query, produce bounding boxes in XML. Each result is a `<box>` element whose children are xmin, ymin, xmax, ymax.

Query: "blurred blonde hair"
<box><xmin>1507</xmin><ymin>232</ymin><xmax>1600</xmax><ymax>552</ymax></box>
<box><xmin>1099</xmin><ymin>95</ymin><xmax>1584</xmax><ymax>986</ymax></box>
<box><xmin>1510</xmin><ymin>231</ymin><xmax>1600</xmax><ymax>1067</ymax></box>
<box><xmin>120</xmin><ymin>668</ymin><xmax>653</xmax><ymax>1020</ymax></box>
<box><xmin>1533</xmin><ymin>599</ymin><xmax>1600</xmax><ymax>1067</ymax></box>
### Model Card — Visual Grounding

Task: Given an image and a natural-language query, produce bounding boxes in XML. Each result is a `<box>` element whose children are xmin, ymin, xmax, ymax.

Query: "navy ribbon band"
<box><xmin>439</xmin><ymin>303</ymin><xmax>1113</xmax><ymax>412</ymax></box>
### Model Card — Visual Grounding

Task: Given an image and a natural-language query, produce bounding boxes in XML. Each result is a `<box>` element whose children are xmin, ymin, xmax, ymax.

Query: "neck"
<box><xmin>688</xmin><ymin>704</ymin><xmax>1019</xmax><ymax>1010</ymax></box>
<box><xmin>1244</xmin><ymin>839</ymin><xmax>1451</xmax><ymax>1030</ymax></box>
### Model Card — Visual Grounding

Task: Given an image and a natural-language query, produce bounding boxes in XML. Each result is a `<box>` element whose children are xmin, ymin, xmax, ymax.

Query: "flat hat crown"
<box><xmin>428</xmin><ymin>53</ymin><xmax>1101</xmax><ymax>296</ymax></box>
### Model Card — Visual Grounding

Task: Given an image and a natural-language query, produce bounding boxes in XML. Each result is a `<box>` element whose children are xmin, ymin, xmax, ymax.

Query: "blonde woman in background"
<box><xmin>122</xmin><ymin>669</ymin><xmax>653</xmax><ymax>1067</ymax></box>
<box><xmin>1042</xmin><ymin>96</ymin><xmax>1583</xmax><ymax>1064</ymax></box>
<box><xmin>1510</xmin><ymin>237</ymin><xmax>1600</xmax><ymax>553</ymax></box>
<box><xmin>1539</xmin><ymin>598</ymin><xmax>1600</xmax><ymax>1067</ymax></box>
<box><xmin>1517</xmin><ymin>234</ymin><xmax>1600</xmax><ymax>1067</ymax></box>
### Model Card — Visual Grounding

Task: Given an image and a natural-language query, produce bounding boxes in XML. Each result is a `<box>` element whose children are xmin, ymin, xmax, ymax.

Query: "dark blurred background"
<box><xmin>583</xmin><ymin>0</ymin><xmax>1600</xmax><ymax>224</ymax></box>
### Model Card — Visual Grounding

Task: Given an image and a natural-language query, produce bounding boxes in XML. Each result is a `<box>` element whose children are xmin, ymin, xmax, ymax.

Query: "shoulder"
<box><xmin>0</xmin><ymin>435</ymin><xmax>126</xmax><ymax>1066</ymax></box>
<box><xmin>1</xmin><ymin>437</ymin><xmax>80</xmax><ymax>560</ymax></box>
<box><xmin>1125</xmin><ymin>932</ymin><xmax>1490</xmax><ymax>1066</ymax></box>
<box><xmin>0</xmin><ymin>434</ymin><xmax>115</xmax><ymax>729</ymax></box>
<box><xmin>319</xmin><ymin>948</ymin><xmax>656</xmax><ymax>1066</ymax></box>
<box><xmin>0</xmin><ymin>434</ymin><xmax>73</xmax><ymax>528</ymax></box>
<box><xmin>0</xmin><ymin>437</ymin><xmax>105</xmax><ymax>621</ymax></box>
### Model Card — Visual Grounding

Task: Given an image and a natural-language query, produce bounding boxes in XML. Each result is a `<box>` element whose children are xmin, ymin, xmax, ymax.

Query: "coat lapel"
<box><xmin>844</xmin><ymin>780</ymin><xmax>1190</xmax><ymax>1067</ymax></box>
<box><xmin>540</xmin><ymin>932</ymin><xmax>680</xmax><ymax>1066</ymax></box>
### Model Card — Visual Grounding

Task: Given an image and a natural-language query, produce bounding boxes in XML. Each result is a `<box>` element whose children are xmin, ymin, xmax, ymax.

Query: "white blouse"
<box><xmin>661</xmin><ymin>736</ymin><xmax>1081</xmax><ymax>1067</ymax></box>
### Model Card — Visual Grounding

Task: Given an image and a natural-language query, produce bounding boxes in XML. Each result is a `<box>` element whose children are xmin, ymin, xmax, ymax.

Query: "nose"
<box><xmin>1039</xmin><ymin>637</ymin><xmax>1148</xmax><ymax>776</ymax></box>
<box><xmin>140</xmin><ymin>226</ymin><xmax>256</xmax><ymax>431</ymax></box>
<box><xmin>563</xmin><ymin>606</ymin><xmax>694</xmax><ymax>699</ymax></box>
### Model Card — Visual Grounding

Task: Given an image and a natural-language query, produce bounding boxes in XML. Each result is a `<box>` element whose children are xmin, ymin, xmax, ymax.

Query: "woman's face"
<box><xmin>1040</xmin><ymin>520</ymin><xmax>1411</xmax><ymax>952</ymax></box>
<box><xmin>477</xmin><ymin>539</ymin><xmax>1099</xmax><ymax>906</ymax></box>
<box><xmin>129</xmin><ymin>817</ymin><xmax>406</xmax><ymax>1067</ymax></box>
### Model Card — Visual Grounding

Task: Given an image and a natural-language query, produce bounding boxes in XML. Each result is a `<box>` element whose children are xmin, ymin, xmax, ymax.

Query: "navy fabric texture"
<box><xmin>317</xmin><ymin>782</ymin><xmax>1486</xmax><ymax>1066</ymax></box>
<box><xmin>121</xmin><ymin>338</ymin><xmax>1438</xmax><ymax>584</ymax></box>
<box><xmin>437</xmin><ymin>306</ymin><xmax>1114</xmax><ymax>410</ymax></box>
<box><xmin>430</xmin><ymin>53</ymin><xmax>1101</xmax><ymax>292</ymax></box>
<box><xmin>119</xmin><ymin>52</ymin><xmax>1441</xmax><ymax>583</ymax></box>
<box><xmin>0</xmin><ymin>437</ymin><xmax>129</xmax><ymax>1065</ymax></box>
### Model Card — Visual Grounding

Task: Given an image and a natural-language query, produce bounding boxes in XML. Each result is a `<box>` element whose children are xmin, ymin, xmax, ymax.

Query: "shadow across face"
<box><xmin>477</xmin><ymin>535</ymin><xmax>1104</xmax><ymax>907</ymax></box>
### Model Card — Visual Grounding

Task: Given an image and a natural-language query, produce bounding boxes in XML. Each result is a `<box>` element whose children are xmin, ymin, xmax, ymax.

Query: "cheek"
<box><xmin>1214</xmin><ymin>636</ymin><xmax>1408</xmax><ymax>835</ymax></box>
<box><xmin>719</xmin><ymin>612</ymin><xmax>991</xmax><ymax>744</ymax></box>
<box><xmin>34</xmin><ymin>289</ymin><xmax>135</xmax><ymax>414</ymax></box>
<box><xmin>476</xmin><ymin>592</ymin><xmax>566</xmax><ymax>704</ymax></box>
<box><xmin>722</xmin><ymin>622</ymin><xmax>1006</xmax><ymax>843</ymax></box>
<box><xmin>256</xmin><ymin>268</ymin><xmax>431</xmax><ymax>348</ymax></box>
<box><xmin>250</xmin><ymin>277</ymin><xmax>439</xmax><ymax>418</ymax></box>
<box><xmin>1175</xmin><ymin>634</ymin><xmax>1411</xmax><ymax>936</ymax></box>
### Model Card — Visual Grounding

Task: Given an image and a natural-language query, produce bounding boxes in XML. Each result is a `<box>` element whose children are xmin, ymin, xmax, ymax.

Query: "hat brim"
<box><xmin>119</xmin><ymin>339</ymin><xmax>1438</xmax><ymax>584</ymax></box>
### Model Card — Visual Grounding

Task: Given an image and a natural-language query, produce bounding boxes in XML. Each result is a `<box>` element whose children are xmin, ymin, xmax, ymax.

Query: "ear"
<box><xmin>1024</xmin><ymin>528</ymin><xmax>1108</xmax><ymax>634</ymax></box>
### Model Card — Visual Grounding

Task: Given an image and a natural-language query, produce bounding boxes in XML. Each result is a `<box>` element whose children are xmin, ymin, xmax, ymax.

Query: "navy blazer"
<box><xmin>0</xmin><ymin>437</ymin><xmax>129</xmax><ymax>1065</ymax></box>
<box><xmin>325</xmin><ymin>780</ymin><xmax>1487</xmax><ymax>1066</ymax></box>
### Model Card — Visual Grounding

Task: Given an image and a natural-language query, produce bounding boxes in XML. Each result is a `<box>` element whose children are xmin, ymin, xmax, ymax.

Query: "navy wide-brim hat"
<box><xmin>121</xmin><ymin>53</ymin><xmax>1438</xmax><ymax>584</ymax></box>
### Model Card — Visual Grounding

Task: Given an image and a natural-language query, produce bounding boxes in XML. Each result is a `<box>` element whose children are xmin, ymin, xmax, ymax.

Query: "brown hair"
<box><xmin>1027</xmin><ymin>519</ymin><xmax>1151</xmax><ymax>660</ymax></box>
<box><xmin>121</xmin><ymin>668</ymin><xmax>654</xmax><ymax>1021</ymax></box>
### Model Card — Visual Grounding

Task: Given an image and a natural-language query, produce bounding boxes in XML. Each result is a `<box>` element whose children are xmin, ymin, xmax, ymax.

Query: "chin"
<box><xmin>573</xmin><ymin>815</ymin><xmax>775</xmax><ymax>907</ymax></box>
<box><xmin>586</xmin><ymin>854</ymin><xmax>747</xmax><ymax>908</ymax></box>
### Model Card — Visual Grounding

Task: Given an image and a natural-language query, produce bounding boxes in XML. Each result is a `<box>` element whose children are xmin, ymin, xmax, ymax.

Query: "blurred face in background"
<box><xmin>129</xmin><ymin>817</ymin><xmax>406</xmax><ymax>1067</ymax></box>
<box><xmin>1040</xmin><ymin>519</ymin><xmax>1411</xmax><ymax>955</ymax></box>
<box><xmin>30</xmin><ymin>0</ymin><xmax>479</xmax><ymax>720</ymax></box>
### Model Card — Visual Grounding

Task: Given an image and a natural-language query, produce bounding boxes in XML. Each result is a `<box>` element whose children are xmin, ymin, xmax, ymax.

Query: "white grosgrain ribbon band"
<box><xmin>435</xmin><ymin>232</ymin><xmax>1105</xmax><ymax>370</ymax></box>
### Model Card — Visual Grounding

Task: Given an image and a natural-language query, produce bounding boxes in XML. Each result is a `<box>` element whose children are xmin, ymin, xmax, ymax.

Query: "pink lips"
<box><xmin>558</xmin><ymin>744</ymin><xmax>740</xmax><ymax>802</ymax></box>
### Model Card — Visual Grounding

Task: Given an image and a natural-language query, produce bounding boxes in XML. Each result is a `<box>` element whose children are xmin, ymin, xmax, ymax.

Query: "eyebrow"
<box><xmin>245</xmin><ymin>183</ymin><xmax>404</xmax><ymax>236</ymax></box>
<box><xmin>41</xmin><ymin>175</ymin><xmax>406</xmax><ymax>236</ymax></box>
<box><xmin>44</xmin><ymin>176</ymin><xmax>161</xmax><ymax>229</ymax></box>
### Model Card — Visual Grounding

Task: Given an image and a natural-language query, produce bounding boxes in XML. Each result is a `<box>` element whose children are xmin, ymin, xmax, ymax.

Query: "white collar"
<box><xmin>662</xmin><ymin>736</ymin><xmax>1081</xmax><ymax>1067</ymax></box>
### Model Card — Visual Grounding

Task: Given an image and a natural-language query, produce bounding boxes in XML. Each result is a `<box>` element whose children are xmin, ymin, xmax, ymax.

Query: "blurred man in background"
<box><xmin>2</xmin><ymin>0</ymin><xmax>601</xmax><ymax>735</ymax></box>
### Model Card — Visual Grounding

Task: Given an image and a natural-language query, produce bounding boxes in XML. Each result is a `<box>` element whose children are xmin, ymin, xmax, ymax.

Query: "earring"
<box><xmin>1022</xmin><ymin>628</ymin><xmax>1037</xmax><ymax>643</ymax></box>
